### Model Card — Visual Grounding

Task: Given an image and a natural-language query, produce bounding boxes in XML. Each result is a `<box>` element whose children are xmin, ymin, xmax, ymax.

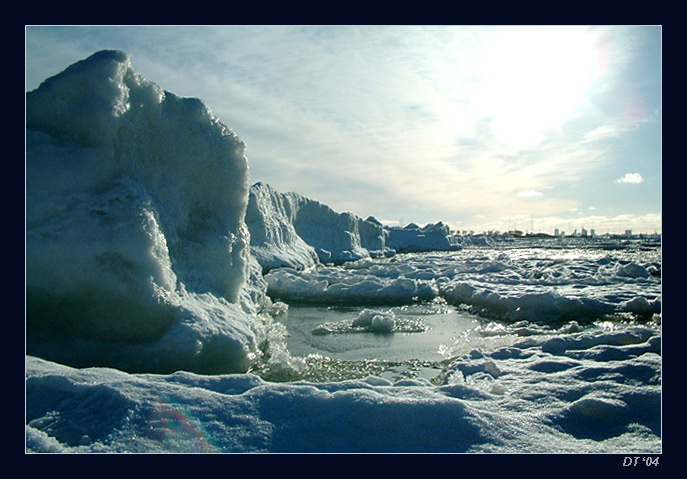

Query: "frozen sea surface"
<box><xmin>256</xmin><ymin>239</ymin><xmax>661</xmax><ymax>385</ymax></box>
<box><xmin>266</xmin><ymin>240</ymin><xmax>661</xmax><ymax>322</ymax></box>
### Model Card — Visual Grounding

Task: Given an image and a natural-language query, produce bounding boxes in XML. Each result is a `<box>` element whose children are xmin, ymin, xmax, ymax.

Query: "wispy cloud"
<box><xmin>518</xmin><ymin>190</ymin><xmax>544</xmax><ymax>197</ymax></box>
<box><xmin>25</xmin><ymin>25</ymin><xmax>661</xmax><ymax>232</ymax></box>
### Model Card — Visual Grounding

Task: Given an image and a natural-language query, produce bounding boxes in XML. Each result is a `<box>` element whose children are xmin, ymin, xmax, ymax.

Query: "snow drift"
<box><xmin>26</xmin><ymin>50</ymin><xmax>265</xmax><ymax>374</ymax></box>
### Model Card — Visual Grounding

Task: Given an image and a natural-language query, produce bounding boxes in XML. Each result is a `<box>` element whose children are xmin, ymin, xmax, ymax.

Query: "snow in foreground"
<box><xmin>27</xmin><ymin>322</ymin><xmax>660</xmax><ymax>453</ymax></box>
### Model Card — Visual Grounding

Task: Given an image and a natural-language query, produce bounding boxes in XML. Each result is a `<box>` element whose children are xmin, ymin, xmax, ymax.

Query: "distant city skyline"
<box><xmin>25</xmin><ymin>25</ymin><xmax>661</xmax><ymax>233</ymax></box>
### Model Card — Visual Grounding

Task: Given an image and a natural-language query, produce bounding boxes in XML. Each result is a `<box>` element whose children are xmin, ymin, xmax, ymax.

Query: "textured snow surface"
<box><xmin>26</xmin><ymin>325</ymin><xmax>660</xmax><ymax>453</ymax></box>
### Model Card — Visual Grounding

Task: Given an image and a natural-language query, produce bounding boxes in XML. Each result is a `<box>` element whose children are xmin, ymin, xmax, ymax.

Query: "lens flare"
<box><xmin>146</xmin><ymin>396</ymin><xmax>219</xmax><ymax>453</ymax></box>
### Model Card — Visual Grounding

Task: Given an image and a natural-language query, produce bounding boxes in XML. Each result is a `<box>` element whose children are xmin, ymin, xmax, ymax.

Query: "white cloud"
<box><xmin>582</xmin><ymin>124</ymin><xmax>622</xmax><ymax>143</ymax></box>
<box><xmin>617</xmin><ymin>173</ymin><xmax>644</xmax><ymax>184</ymax></box>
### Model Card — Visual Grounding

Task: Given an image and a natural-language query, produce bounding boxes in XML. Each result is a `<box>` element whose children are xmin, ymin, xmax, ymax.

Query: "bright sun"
<box><xmin>477</xmin><ymin>26</ymin><xmax>602</xmax><ymax>150</ymax></box>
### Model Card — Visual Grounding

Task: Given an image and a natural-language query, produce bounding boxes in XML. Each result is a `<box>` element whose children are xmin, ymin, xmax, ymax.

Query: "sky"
<box><xmin>25</xmin><ymin>25</ymin><xmax>662</xmax><ymax>234</ymax></box>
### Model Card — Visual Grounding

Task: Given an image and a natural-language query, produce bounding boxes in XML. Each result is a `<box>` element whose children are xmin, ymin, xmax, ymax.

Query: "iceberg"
<box><xmin>246</xmin><ymin>183</ymin><xmax>464</xmax><ymax>273</ymax></box>
<box><xmin>385</xmin><ymin>221</ymin><xmax>460</xmax><ymax>253</ymax></box>
<box><xmin>245</xmin><ymin>182</ymin><xmax>320</xmax><ymax>272</ymax></box>
<box><xmin>26</xmin><ymin>50</ymin><xmax>262</xmax><ymax>374</ymax></box>
<box><xmin>246</xmin><ymin>182</ymin><xmax>395</xmax><ymax>269</ymax></box>
<box><xmin>24</xmin><ymin>50</ymin><xmax>461</xmax><ymax>375</ymax></box>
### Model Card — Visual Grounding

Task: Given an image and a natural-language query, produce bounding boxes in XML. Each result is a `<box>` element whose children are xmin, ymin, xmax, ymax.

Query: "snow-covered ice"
<box><xmin>25</xmin><ymin>51</ymin><xmax>661</xmax><ymax>454</ymax></box>
<box><xmin>246</xmin><ymin>182</ymin><xmax>396</xmax><ymax>271</ymax></box>
<box><xmin>264</xmin><ymin>246</ymin><xmax>661</xmax><ymax>323</ymax></box>
<box><xmin>26</xmin><ymin>319</ymin><xmax>661</xmax><ymax>453</ymax></box>
<box><xmin>385</xmin><ymin>221</ymin><xmax>460</xmax><ymax>253</ymax></box>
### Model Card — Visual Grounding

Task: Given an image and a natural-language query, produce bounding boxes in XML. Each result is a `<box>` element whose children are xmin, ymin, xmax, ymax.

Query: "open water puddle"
<box><xmin>275</xmin><ymin>300</ymin><xmax>487</xmax><ymax>382</ymax></box>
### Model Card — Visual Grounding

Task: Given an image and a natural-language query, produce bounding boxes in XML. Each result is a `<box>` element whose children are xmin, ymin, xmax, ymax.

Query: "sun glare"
<box><xmin>477</xmin><ymin>26</ymin><xmax>601</xmax><ymax>150</ymax></box>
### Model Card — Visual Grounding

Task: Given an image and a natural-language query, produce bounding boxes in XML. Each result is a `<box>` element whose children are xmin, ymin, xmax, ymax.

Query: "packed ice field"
<box><xmin>265</xmin><ymin>239</ymin><xmax>661</xmax><ymax>322</ymax></box>
<box><xmin>256</xmin><ymin>238</ymin><xmax>662</xmax><ymax>386</ymax></box>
